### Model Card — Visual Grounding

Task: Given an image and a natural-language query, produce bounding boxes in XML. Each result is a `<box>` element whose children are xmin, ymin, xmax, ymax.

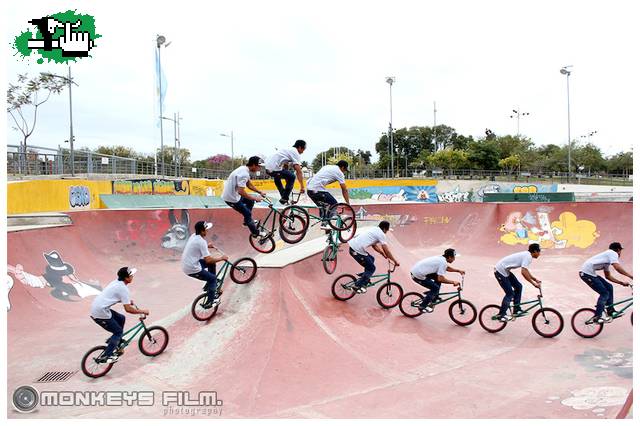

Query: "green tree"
<box><xmin>606</xmin><ymin>151</ymin><xmax>633</xmax><ymax>175</ymax></box>
<box><xmin>573</xmin><ymin>142</ymin><xmax>606</xmax><ymax>174</ymax></box>
<box><xmin>96</xmin><ymin>145</ymin><xmax>138</xmax><ymax>158</ymax></box>
<box><xmin>498</xmin><ymin>154</ymin><xmax>521</xmax><ymax>174</ymax></box>
<box><xmin>466</xmin><ymin>140</ymin><xmax>500</xmax><ymax>170</ymax></box>
<box><xmin>311</xmin><ymin>146</ymin><xmax>354</xmax><ymax>172</ymax></box>
<box><xmin>425</xmin><ymin>149</ymin><xmax>471</xmax><ymax>169</ymax></box>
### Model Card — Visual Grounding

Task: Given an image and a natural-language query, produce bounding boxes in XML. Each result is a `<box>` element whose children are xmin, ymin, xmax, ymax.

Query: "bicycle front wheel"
<box><xmin>339</xmin><ymin>219</ymin><xmax>357</xmax><ymax>243</ymax></box>
<box><xmin>81</xmin><ymin>345</ymin><xmax>114</xmax><ymax>378</ymax></box>
<box><xmin>230</xmin><ymin>257</ymin><xmax>257</xmax><ymax>284</ymax></box>
<box><xmin>322</xmin><ymin>245</ymin><xmax>338</xmax><ymax>275</ymax></box>
<box><xmin>571</xmin><ymin>307</ymin><xmax>603</xmax><ymax>338</ymax></box>
<box><xmin>191</xmin><ymin>293</ymin><xmax>219</xmax><ymax>321</ymax></box>
<box><xmin>139</xmin><ymin>326</ymin><xmax>169</xmax><ymax>356</ymax></box>
<box><xmin>331</xmin><ymin>274</ymin><xmax>357</xmax><ymax>301</ymax></box>
<box><xmin>280</xmin><ymin>206</ymin><xmax>309</xmax><ymax>234</ymax></box>
<box><xmin>532</xmin><ymin>308</ymin><xmax>564</xmax><ymax>338</ymax></box>
<box><xmin>279</xmin><ymin>214</ymin><xmax>307</xmax><ymax>244</ymax></box>
<box><xmin>449</xmin><ymin>300</ymin><xmax>477</xmax><ymax>326</ymax></box>
<box><xmin>478</xmin><ymin>304</ymin><xmax>507</xmax><ymax>333</ymax></box>
<box><xmin>399</xmin><ymin>292</ymin><xmax>423</xmax><ymax>317</ymax></box>
<box><xmin>376</xmin><ymin>282</ymin><xmax>403</xmax><ymax>309</ymax></box>
<box><xmin>249</xmin><ymin>233</ymin><xmax>275</xmax><ymax>253</ymax></box>
<box><xmin>328</xmin><ymin>203</ymin><xmax>356</xmax><ymax>231</ymax></box>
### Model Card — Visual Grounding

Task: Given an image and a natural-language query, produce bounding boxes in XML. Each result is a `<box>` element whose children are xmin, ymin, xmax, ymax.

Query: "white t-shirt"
<box><xmin>348</xmin><ymin>227</ymin><xmax>387</xmax><ymax>256</ymax></box>
<box><xmin>265</xmin><ymin>148</ymin><xmax>302</xmax><ymax>172</ymax></box>
<box><xmin>495</xmin><ymin>251</ymin><xmax>533</xmax><ymax>277</ymax></box>
<box><xmin>222</xmin><ymin>165</ymin><xmax>251</xmax><ymax>203</ymax></box>
<box><xmin>308</xmin><ymin>165</ymin><xmax>345</xmax><ymax>192</ymax></box>
<box><xmin>90</xmin><ymin>280</ymin><xmax>131</xmax><ymax>319</ymax></box>
<box><xmin>411</xmin><ymin>256</ymin><xmax>447</xmax><ymax>280</ymax></box>
<box><xmin>181</xmin><ymin>234</ymin><xmax>210</xmax><ymax>274</ymax></box>
<box><xmin>580</xmin><ymin>249</ymin><xmax>619</xmax><ymax>277</ymax></box>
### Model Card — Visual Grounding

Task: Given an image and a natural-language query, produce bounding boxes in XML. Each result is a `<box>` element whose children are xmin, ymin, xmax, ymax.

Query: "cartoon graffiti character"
<box><xmin>6</xmin><ymin>275</ymin><xmax>14</xmax><ymax>311</ymax></box>
<box><xmin>161</xmin><ymin>209</ymin><xmax>190</xmax><ymax>251</ymax></box>
<box><xmin>7</xmin><ymin>251</ymin><xmax>102</xmax><ymax>302</ymax></box>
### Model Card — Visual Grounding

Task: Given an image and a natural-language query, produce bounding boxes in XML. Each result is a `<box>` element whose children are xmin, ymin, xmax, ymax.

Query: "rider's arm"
<box><xmin>123</xmin><ymin>303</ymin><xmax>148</xmax><ymax>315</ymax></box>
<box><xmin>611</xmin><ymin>263</ymin><xmax>633</xmax><ymax>280</ymax></box>
<box><xmin>437</xmin><ymin>274</ymin><xmax>460</xmax><ymax>285</ymax></box>
<box><xmin>340</xmin><ymin>183</ymin><xmax>350</xmax><ymax>204</ymax></box>
<box><xmin>521</xmin><ymin>268</ymin><xmax>540</xmax><ymax>287</ymax></box>
<box><xmin>381</xmin><ymin>245</ymin><xmax>399</xmax><ymax>266</ymax></box>
<box><xmin>446</xmin><ymin>266</ymin><xmax>465</xmax><ymax>275</ymax></box>
<box><xmin>605</xmin><ymin>268</ymin><xmax>631</xmax><ymax>285</ymax></box>
<box><xmin>238</xmin><ymin>186</ymin><xmax>263</xmax><ymax>201</ymax></box>
<box><xmin>203</xmin><ymin>253</ymin><xmax>229</xmax><ymax>265</ymax></box>
<box><xmin>293</xmin><ymin>164</ymin><xmax>305</xmax><ymax>193</ymax></box>
<box><xmin>371</xmin><ymin>243</ymin><xmax>386</xmax><ymax>257</ymax></box>
<box><xmin>245</xmin><ymin>180</ymin><xmax>266</xmax><ymax>197</ymax></box>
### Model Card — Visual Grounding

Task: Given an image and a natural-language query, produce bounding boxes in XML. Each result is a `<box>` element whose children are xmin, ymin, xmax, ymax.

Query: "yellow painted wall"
<box><xmin>7</xmin><ymin>180</ymin><xmax>112</xmax><ymax>214</ymax></box>
<box><xmin>252</xmin><ymin>178</ymin><xmax>437</xmax><ymax>190</ymax></box>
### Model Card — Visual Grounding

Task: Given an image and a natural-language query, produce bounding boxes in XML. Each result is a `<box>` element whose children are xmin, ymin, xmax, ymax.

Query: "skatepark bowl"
<box><xmin>6</xmin><ymin>202</ymin><xmax>633</xmax><ymax>418</ymax></box>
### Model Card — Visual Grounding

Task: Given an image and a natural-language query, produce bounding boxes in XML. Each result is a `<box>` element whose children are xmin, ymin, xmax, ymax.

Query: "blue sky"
<box><xmin>5</xmin><ymin>0</ymin><xmax>638</xmax><ymax>164</ymax></box>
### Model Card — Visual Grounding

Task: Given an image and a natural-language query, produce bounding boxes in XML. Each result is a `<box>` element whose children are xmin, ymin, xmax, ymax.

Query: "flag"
<box><xmin>154</xmin><ymin>47</ymin><xmax>168</xmax><ymax>127</ymax></box>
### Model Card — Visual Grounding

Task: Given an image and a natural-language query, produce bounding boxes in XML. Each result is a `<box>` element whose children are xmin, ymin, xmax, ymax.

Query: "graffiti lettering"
<box><xmin>113</xmin><ymin>179</ymin><xmax>189</xmax><ymax>195</ymax></box>
<box><xmin>69</xmin><ymin>186</ymin><xmax>90</xmax><ymax>208</ymax></box>
<box><xmin>423</xmin><ymin>216</ymin><xmax>452</xmax><ymax>225</ymax></box>
<box><xmin>513</xmin><ymin>185</ymin><xmax>539</xmax><ymax>193</ymax></box>
<box><xmin>437</xmin><ymin>191</ymin><xmax>469</xmax><ymax>203</ymax></box>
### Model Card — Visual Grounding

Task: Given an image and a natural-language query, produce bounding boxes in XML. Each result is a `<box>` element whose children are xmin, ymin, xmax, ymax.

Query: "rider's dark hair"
<box><xmin>293</xmin><ymin>140</ymin><xmax>307</xmax><ymax>149</ymax></box>
<box><xmin>443</xmin><ymin>248</ymin><xmax>456</xmax><ymax>258</ymax></box>
<box><xmin>609</xmin><ymin>242</ymin><xmax>623</xmax><ymax>251</ymax></box>
<box><xmin>528</xmin><ymin>243</ymin><xmax>541</xmax><ymax>253</ymax></box>
<box><xmin>247</xmin><ymin>156</ymin><xmax>262</xmax><ymax>167</ymax></box>
<box><xmin>379</xmin><ymin>220</ymin><xmax>390</xmax><ymax>231</ymax></box>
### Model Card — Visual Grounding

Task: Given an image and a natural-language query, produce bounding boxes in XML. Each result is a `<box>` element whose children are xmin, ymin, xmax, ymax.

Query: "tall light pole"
<box><xmin>161</xmin><ymin>114</ymin><xmax>182</xmax><ymax>176</ymax></box>
<box><xmin>220</xmin><ymin>132</ymin><xmax>234</xmax><ymax>169</ymax></box>
<box><xmin>385</xmin><ymin>76</ymin><xmax>395</xmax><ymax>178</ymax></box>
<box><xmin>560</xmin><ymin>66</ymin><xmax>573</xmax><ymax>180</ymax></box>
<box><xmin>44</xmin><ymin>68</ymin><xmax>78</xmax><ymax>176</ymax></box>
<box><xmin>509</xmin><ymin>108</ymin><xmax>530</xmax><ymax>136</ymax></box>
<box><xmin>157</xmin><ymin>34</ymin><xmax>170</xmax><ymax>176</ymax></box>
<box><xmin>433</xmin><ymin>101</ymin><xmax>437</xmax><ymax>151</ymax></box>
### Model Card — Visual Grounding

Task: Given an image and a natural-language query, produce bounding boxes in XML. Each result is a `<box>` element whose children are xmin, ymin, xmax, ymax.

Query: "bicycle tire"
<box><xmin>399</xmin><ymin>292</ymin><xmax>424</xmax><ymax>318</ymax></box>
<box><xmin>191</xmin><ymin>293</ymin><xmax>219</xmax><ymax>321</ymax></box>
<box><xmin>322</xmin><ymin>245</ymin><xmax>338</xmax><ymax>275</ymax></box>
<box><xmin>280</xmin><ymin>206</ymin><xmax>310</xmax><ymax>234</ymax></box>
<box><xmin>279</xmin><ymin>215</ymin><xmax>307</xmax><ymax>244</ymax></box>
<box><xmin>331</xmin><ymin>274</ymin><xmax>357</xmax><ymax>301</ymax></box>
<box><xmin>328</xmin><ymin>203</ymin><xmax>356</xmax><ymax>231</ymax></box>
<box><xmin>532</xmin><ymin>307</ymin><xmax>564</xmax><ymax>338</ymax></box>
<box><xmin>138</xmin><ymin>326</ymin><xmax>169</xmax><ymax>356</ymax></box>
<box><xmin>339</xmin><ymin>219</ymin><xmax>357</xmax><ymax>243</ymax></box>
<box><xmin>571</xmin><ymin>307</ymin><xmax>603</xmax><ymax>338</ymax></box>
<box><xmin>478</xmin><ymin>304</ymin><xmax>508</xmax><ymax>333</ymax></box>
<box><xmin>230</xmin><ymin>257</ymin><xmax>258</xmax><ymax>284</ymax></box>
<box><xmin>249</xmin><ymin>233</ymin><xmax>276</xmax><ymax>253</ymax></box>
<box><xmin>81</xmin><ymin>345</ymin><xmax>114</xmax><ymax>378</ymax></box>
<box><xmin>448</xmin><ymin>299</ymin><xmax>477</xmax><ymax>326</ymax></box>
<box><xmin>376</xmin><ymin>282</ymin><xmax>403</xmax><ymax>309</ymax></box>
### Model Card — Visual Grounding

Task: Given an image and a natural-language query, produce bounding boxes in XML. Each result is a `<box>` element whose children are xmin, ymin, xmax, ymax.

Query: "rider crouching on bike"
<box><xmin>89</xmin><ymin>267</ymin><xmax>149</xmax><ymax>364</ymax></box>
<box><xmin>348</xmin><ymin>220</ymin><xmax>399</xmax><ymax>293</ymax></box>
<box><xmin>494</xmin><ymin>243</ymin><xmax>542</xmax><ymax>322</ymax></box>
<box><xmin>579</xmin><ymin>242</ymin><xmax>633</xmax><ymax>324</ymax></box>
<box><xmin>307</xmin><ymin>160</ymin><xmax>351</xmax><ymax>230</ymax></box>
<box><xmin>223</xmin><ymin>156</ymin><xmax>267</xmax><ymax>238</ymax></box>
<box><xmin>410</xmin><ymin>248</ymin><xmax>464</xmax><ymax>313</ymax></box>
<box><xmin>182</xmin><ymin>221</ymin><xmax>229</xmax><ymax>309</ymax></box>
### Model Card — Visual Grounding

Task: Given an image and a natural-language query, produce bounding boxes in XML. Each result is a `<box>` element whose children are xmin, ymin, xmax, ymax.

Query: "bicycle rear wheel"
<box><xmin>280</xmin><ymin>206</ymin><xmax>310</xmax><ymax>234</ymax></box>
<box><xmin>279</xmin><ymin>214</ymin><xmax>307</xmax><ymax>244</ymax></box>
<box><xmin>322</xmin><ymin>245</ymin><xmax>338</xmax><ymax>275</ymax></box>
<box><xmin>532</xmin><ymin>308</ymin><xmax>564</xmax><ymax>338</ymax></box>
<box><xmin>139</xmin><ymin>326</ymin><xmax>169</xmax><ymax>356</ymax></box>
<box><xmin>449</xmin><ymin>300</ymin><xmax>477</xmax><ymax>326</ymax></box>
<box><xmin>249</xmin><ymin>233</ymin><xmax>275</xmax><ymax>253</ymax></box>
<box><xmin>328</xmin><ymin>203</ymin><xmax>356</xmax><ymax>231</ymax></box>
<box><xmin>331</xmin><ymin>274</ymin><xmax>357</xmax><ymax>301</ymax></box>
<box><xmin>571</xmin><ymin>307</ymin><xmax>603</xmax><ymax>338</ymax></box>
<box><xmin>376</xmin><ymin>282</ymin><xmax>403</xmax><ymax>309</ymax></box>
<box><xmin>399</xmin><ymin>292</ymin><xmax>423</xmax><ymax>317</ymax></box>
<box><xmin>478</xmin><ymin>304</ymin><xmax>508</xmax><ymax>333</ymax></box>
<box><xmin>339</xmin><ymin>219</ymin><xmax>357</xmax><ymax>243</ymax></box>
<box><xmin>191</xmin><ymin>293</ymin><xmax>219</xmax><ymax>321</ymax></box>
<box><xmin>81</xmin><ymin>345</ymin><xmax>114</xmax><ymax>378</ymax></box>
<box><xmin>230</xmin><ymin>257</ymin><xmax>257</xmax><ymax>284</ymax></box>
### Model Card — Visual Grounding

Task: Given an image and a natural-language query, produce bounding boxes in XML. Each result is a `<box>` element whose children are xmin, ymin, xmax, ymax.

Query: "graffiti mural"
<box><xmin>6</xmin><ymin>250</ymin><xmax>102</xmax><ymax>303</ymax></box>
<box><xmin>161</xmin><ymin>209</ymin><xmax>190</xmax><ymax>251</ymax></box>
<box><xmin>350</xmin><ymin>186</ymin><xmax>438</xmax><ymax>203</ymax></box>
<box><xmin>113</xmin><ymin>179</ymin><xmax>190</xmax><ymax>195</ymax></box>
<box><xmin>69</xmin><ymin>185</ymin><xmax>91</xmax><ymax>208</ymax></box>
<box><xmin>499</xmin><ymin>208</ymin><xmax>599</xmax><ymax>249</ymax></box>
<box><xmin>473</xmin><ymin>183</ymin><xmax>558</xmax><ymax>202</ymax></box>
<box><xmin>437</xmin><ymin>186</ymin><xmax>471</xmax><ymax>203</ymax></box>
<box><xmin>354</xmin><ymin>206</ymin><xmax>418</xmax><ymax>227</ymax></box>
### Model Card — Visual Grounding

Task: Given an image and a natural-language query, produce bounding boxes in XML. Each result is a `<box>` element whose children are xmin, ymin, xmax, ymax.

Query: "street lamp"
<box><xmin>161</xmin><ymin>113</ymin><xmax>182</xmax><ymax>176</ymax></box>
<box><xmin>560</xmin><ymin>65</ymin><xmax>573</xmax><ymax>180</ymax></box>
<box><xmin>385</xmin><ymin>76</ymin><xmax>395</xmax><ymax>178</ymax></box>
<box><xmin>509</xmin><ymin>108</ymin><xmax>530</xmax><ymax>135</ymax></box>
<box><xmin>220</xmin><ymin>132</ymin><xmax>234</xmax><ymax>169</ymax></box>
<box><xmin>43</xmin><ymin>68</ymin><xmax>78</xmax><ymax>176</ymax></box>
<box><xmin>156</xmin><ymin>34</ymin><xmax>170</xmax><ymax>176</ymax></box>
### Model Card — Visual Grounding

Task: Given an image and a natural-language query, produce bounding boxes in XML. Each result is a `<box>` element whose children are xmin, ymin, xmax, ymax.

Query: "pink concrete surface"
<box><xmin>6</xmin><ymin>202</ymin><xmax>633</xmax><ymax>418</ymax></box>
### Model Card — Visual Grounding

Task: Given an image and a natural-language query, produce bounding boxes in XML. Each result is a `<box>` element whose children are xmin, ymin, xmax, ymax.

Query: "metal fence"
<box><xmin>7</xmin><ymin>144</ymin><xmax>633</xmax><ymax>185</ymax></box>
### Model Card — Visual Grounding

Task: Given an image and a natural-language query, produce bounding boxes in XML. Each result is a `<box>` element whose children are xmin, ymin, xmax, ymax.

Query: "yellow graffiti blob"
<box><xmin>513</xmin><ymin>185</ymin><xmax>538</xmax><ymax>193</ymax></box>
<box><xmin>551</xmin><ymin>212</ymin><xmax>598</xmax><ymax>249</ymax></box>
<box><xmin>500</xmin><ymin>233</ymin><xmax>528</xmax><ymax>245</ymax></box>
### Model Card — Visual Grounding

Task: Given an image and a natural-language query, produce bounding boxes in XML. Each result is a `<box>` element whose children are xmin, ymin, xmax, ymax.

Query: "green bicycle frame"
<box><xmin>118</xmin><ymin>320</ymin><xmax>148</xmax><ymax>348</ymax></box>
<box><xmin>609</xmin><ymin>297</ymin><xmax>633</xmax><ymax>316</ymax></box>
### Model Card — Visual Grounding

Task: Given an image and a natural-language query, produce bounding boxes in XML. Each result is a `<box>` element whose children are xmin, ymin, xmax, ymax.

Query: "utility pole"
<box><xmin>433</xmin><ymin>101</ymin><xmax>437</xmax><ymax>151</ymax></box>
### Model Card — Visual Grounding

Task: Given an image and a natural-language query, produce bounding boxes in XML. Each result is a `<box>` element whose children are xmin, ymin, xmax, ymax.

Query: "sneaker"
<box><xmin>420</xmin><ymin>304</ymin><xmax>434</xmax><ymax>314</ymax></box>
<box><xmin>243</xmin><ymin>220</ymin><xmax>260</xmax><ymax>228</ymax></box>
<box><xmin>601</xmin><ymin>313</ymin><xmax>613</xmax><ymax>323</ymax></box>
<box><xmin>101</xmin><ymin>354</ymin><xmax>119</xmax><ymax>364</ymax></box>
<box><xmin>115</xmin><ymin>346</ymin><xmax>126</xmax><ymax>356</ymax></box>
<box><xmin>607</xmin><ymin>309</ymin><xmax>623</xmax><ymax>318</ymax></box>
<box><xmin>499</xmin><ymin>314</ymin><xmax>513</xmax><ymax>323</ymax></box>
<box><xmin>279</xmin><ymin>198</ymin><xmax>289</xmax><ymax>205</ymax></box>
<box><xmin>202</xmin><ymin>295</ymin><xmax>221</xmax><ymax>309</ymax></box>
<box><xmin>355</xmin><ymin>286</ymin><xmax>367</xmax><ymax>294</ymax></box>
<box><xmin>320</xmin><ymin>223</ymin><xmax>332</xmax><ymax>231</ymax></box>
<box><xmin>513</xmin><ymin>309</ymin><xmax>528</xmax><ymax>318</ymax></box>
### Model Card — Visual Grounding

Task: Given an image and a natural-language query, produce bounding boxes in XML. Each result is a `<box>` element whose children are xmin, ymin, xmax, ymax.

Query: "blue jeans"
<box><xmin>580</xmin><ymin>272</ymin><xmax>613</xmax><ymax>316</ymax></box>
<box><xmin>349</xmin><ymin>248</ymin><xmax>375</xmax><ymax>287</ymax></box>
<box><xmin>189</xmin><ymin>259</ymin><xmax>218</xmax><ymax>299</ymax></box>
<box><xmin>495</xmin><ymin>271</ymin><xmax>523</xmax><ymax>316</ymax></box>
<box><xmin>92</xmin><ymin>309</ymin><xmax>125</xmax><ymax>357</ymax></box>
<box><xmin>412</xmin><ymin>274</ymin><xmax>441</xmax><ymax>308</ymax></box>
<box><xmin>226</xmin><ymin>198</ymin><xmax>259</xmax><ymax>235</ymax></box>
<box><xmin>268</xmin><ymin>169</ymin><xmax>295</xmax><ymax>201</ymax></box>
<box><xmin>308</xmin><ymin>190</ymin><xmax>338</xmax><ymax>220</ymax></box>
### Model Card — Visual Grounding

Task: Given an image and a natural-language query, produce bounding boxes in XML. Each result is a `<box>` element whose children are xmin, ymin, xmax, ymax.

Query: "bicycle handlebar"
<box><xmin>387</xmin><ymin>259</ymin><xmax>397</xmax><ymax>273</ymax></box>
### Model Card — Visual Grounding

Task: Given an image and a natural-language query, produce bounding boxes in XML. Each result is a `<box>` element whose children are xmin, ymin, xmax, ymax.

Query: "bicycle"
<box><xmin>331</xmin><ymin>260</ymin><xmax>403</xmax><ymax>308</ymax></box>
<box><xmin>478</xmin><ymin>287</ymin><xmax>564</xmax><ymax>338</ymax></box>
<box><xmin>322</xmin><ymin>227</ymin><xmax>341</xmax><ymax>275</ymax></box>
<box><xmin>81</xmin><ymin>306</ymin><xmax>169</xmax><ymax>378</ymax></box>
<box><xmin>191</xmin><ymin>256</ymin><xmax>258</xmax><ymax>321</ymax></box>
<box><xmin>571</xmin><ymin>284</ymin><xmax>633</xmax><ymax>338</ymax></box>
<box><xmin>398</xmin><ymin>276</ymin><xmax>477</xmax><ymax>326</ymax></box>
<box><xmin>281</xmin><ymin>192</ymin><xmax>357</xmax><ymax>243</ymax></box>
<box><xmin>249</xmin><ymin>196</ymin><xmax>308</xmax><ymax>253</ymax></box>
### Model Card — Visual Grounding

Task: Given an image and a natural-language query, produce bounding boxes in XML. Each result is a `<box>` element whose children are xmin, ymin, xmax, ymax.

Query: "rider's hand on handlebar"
<box><xmin>533</xmin><ymin>280</ymin><xmax>542</xmax><ymax>288</ymax></box>
<box><xmin>622</xmin><ymin>281</ymin><xmax>632</xmax><ymax>287</ymax></box>
<box><xmin>453</xmin><ymin>281</ymin><xmax>461</xmax><ymax>287</ymax></box>
<box><xmin>221</xmin><ymin>255</ymin><xmax>229</xmax><ymax>261</ymax></box>
<box><xmin>459</xmin><ymin>270</ymin><xmax>466</xmax><ymax>276</ymax></box>
<box><xmin>300</xmin><ymin>188</ymin><xmax>306</xmax><ymax>194</ymax></box>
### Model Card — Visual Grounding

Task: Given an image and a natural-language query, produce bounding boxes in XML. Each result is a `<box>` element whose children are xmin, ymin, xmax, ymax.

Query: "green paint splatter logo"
<box><xmin>12</xmin><ymin>10</ymin><xmax>101</xmax><ymax>64</ymax></box>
